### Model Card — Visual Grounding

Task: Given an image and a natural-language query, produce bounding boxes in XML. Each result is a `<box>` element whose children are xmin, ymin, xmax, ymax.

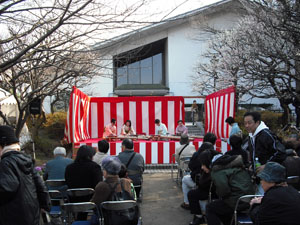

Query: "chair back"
<box><xmin>67</xmin><ymin>188</ymin><xmax>95</xmax><ymax>197</ymax></box>
<box><xmin>287</xmin><ymin>176</ymin><xmax>300</xmax><ymax>184</ymax></box>
<box><xmin>46</xmin><ymin>179</ymin><xmax>66</xmax><ymax>188</ymax></box>
<box><xmin>100</xmin><ymin>200</ymin><xmax>140</xmax><ymax>225</ymax></box>
<box><xmin>62</xmin><ymin>202</ymin><xmax>100</xmax><ymax>225</ymax></box>
<box><xmin>233</xmin><ymin>195</ymin><xmax>263</xmax><ymax>225</ymax></box>
<box><xmin>66</xmin><ymin>188</ymin><xmax>95</xmax><ymax>204</ymax></box>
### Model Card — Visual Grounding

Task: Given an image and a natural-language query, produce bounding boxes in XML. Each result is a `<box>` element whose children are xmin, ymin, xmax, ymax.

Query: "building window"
<box><xmin>113</xmin><ymin>38</ymin><xmax>166</xmax><ymax>91</ymax></box>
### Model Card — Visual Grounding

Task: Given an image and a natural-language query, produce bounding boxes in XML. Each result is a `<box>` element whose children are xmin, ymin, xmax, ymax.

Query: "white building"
<box><xmin>78</xmin><ymin>0</ymin><xmax>281</xmax><ymax>109</ymax></box>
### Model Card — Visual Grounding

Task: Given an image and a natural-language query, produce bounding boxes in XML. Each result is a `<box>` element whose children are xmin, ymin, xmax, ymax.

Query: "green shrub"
<box><xmin>43</xmin><ymin>112</ymin><xmax>67</xmax><ymax>139</ymax></box>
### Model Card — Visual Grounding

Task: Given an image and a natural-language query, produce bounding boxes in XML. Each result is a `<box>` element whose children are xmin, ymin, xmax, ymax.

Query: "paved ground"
<box><xmin>139</xmin><ymin>173</ymin><xmax>192</xmax><ymax>225</ymax></box>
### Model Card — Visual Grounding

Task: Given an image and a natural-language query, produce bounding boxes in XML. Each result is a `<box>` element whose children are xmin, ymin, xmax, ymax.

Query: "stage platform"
<box><xmin>74</xmin><ymin>138</ymin><xmax>229</xmax><ymax>164</ymax></box>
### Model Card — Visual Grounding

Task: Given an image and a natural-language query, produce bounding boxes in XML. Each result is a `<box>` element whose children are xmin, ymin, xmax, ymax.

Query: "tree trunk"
<box><xmin>279</xmin><ymin>101</ymin><xmax>291</xmax><ymax>126</ymax></box>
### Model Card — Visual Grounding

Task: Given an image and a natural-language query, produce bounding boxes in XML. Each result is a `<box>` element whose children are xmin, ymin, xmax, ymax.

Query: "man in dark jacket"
<box><xmin>206</xmin><ymin>154</ymin><xmax>254</xmax><ymax>225</ymax></box>
<box><xmin>250</xmin><ymin>162</ymin><xmax>300</xmax><ymax>225</ymax></box>
<box><xmin>0</xmin><ymin>125</ymin><xmax>50</xmax><ymax>225</ymax></box>
<box><xmin>244</xmin><ymin>112</ymin><xmax>286</xmax><ymax>171</ymax></box>
<box><xmin>187</xmin><ymin>149</ymin><xmax>220</xmax><ymax>225</ymax></box>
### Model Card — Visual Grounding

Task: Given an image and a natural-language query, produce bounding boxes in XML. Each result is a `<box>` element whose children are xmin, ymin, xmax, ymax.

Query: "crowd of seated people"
<box><xmin>9</xmin><ymin>110</ymin><xmax>300</xmax><ymax>225</ymax></box>
<box><xmin>40</xmin><ymin>138</ymin><xmax>144</xmax><ymax>224</ymax></box>
<box><xmin>178</xmin><ymin>112</ymin><xmax>300</xmax><ymax>225</ymax></box>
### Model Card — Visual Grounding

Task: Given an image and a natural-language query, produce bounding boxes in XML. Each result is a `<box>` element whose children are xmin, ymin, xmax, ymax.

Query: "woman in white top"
<box><xmin>121</xmin><ymin>120</ymin><xmax>136</xmax><ymax>135</ymax></box>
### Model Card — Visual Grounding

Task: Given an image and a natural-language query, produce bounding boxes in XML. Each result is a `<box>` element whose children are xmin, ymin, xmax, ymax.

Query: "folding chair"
<box><xmin>66</xmin><ymin>188</ymin><xmax>95</xmax><ymax>202</ymax></box>
<box><xmin>45</xmin><ymin>180</ymin><xmax>67</xmax><ymax>221</ymax></box>
<box><xmin>134</xmin><ymin>181</ymin><xmax>143</xmax><ymax>203</ymax></box>
<box><xmin>62</xmin><ymin>202</ymin><xmax>100</xmax><ymax>225</ymax></box>
<box><xmin>171</xmin><ymin>154</ymin><xmax>179</xmax><ymax>183</ymax></box>
<box><xmin>179</xmin><ymin>157</ymin><xmax>191</xmax><ymax>177</ymax></box>
<box><xmin>286</xmin><ymin>176</ymin><xmax>299</xmax><ymax>189</ymax></box>
<box><xmin>233</xmin><ymin>194</ymin><xmax>263</xmax><ymax>225</ymax></box>
<box><xmin>100</xmin><ymin>200</ymin><xmax>141</xmax><ymax>225</ymax></box>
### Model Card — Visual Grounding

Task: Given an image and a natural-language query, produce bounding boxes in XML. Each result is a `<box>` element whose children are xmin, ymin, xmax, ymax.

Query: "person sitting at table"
<box><xmin>121</xmin><ymin>119</ymin><xmax>136</xmax><ymax>136</ymax></box>
<box><xmin>155</xmin><ymin>119</ymin><xmax>168</xmax><ymax>135</ymax></box>
<box><xmin>103</xmin><ymin>118</ymin><xmax>117</xmax><ymax>138</ymax></box>
<box><xmin>175</xmin><ymin>120</ymin><xmax>188</xmax><ymax>136</ymax></box>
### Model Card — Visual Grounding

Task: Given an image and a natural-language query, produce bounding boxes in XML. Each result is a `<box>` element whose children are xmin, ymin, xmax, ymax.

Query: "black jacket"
<box><xmin>247</xmin><ymin>129</ymin><xmax>286</xmax><ymax>165</ymax></box>
<box><xmin>250</xmin><ymin>186</ymin><xmax>300</xmax><ymax>225</ymax></box>
<box><xmin>65</xmin><ymin>159</ymin><xmax>103</xmax><ymax>202</ymax></box>
<box><xmin>0</xmin><ymin>151</ymin><xmax>50</xmax><ymax>225</ymax></box>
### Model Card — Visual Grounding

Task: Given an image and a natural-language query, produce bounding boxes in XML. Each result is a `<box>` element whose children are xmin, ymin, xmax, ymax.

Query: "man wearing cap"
<box><xmin>0</xmin><ymin>125</ymin><xmax>50</xmax><ymax>225</ymax></box>
<box><xmin>43</xmin><ymin>147</ymin><xmax>73</xmax><ymax>182</ymax></box>
<box><xmin>250</xmin><ymin>162</ymin><xmax>300</xmax><ymax>225</ymax></box>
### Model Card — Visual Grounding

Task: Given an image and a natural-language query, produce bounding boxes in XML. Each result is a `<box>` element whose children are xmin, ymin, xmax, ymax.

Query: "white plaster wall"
<box><xmin>167</xmin><ymin>12</ymin><xmax>240</xmax><ymax>104</ymax></box>
<box><xmin>87</xmin><ymin>11</ymin><xmax>241</xmax><ymax>100</ymax></box>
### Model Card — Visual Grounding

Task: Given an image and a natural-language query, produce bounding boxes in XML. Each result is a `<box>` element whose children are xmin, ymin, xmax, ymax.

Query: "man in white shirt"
<box><xmin>154</xmin><ymin>119</ymin><xmax>168</xmax><ymax>135</ymax></box>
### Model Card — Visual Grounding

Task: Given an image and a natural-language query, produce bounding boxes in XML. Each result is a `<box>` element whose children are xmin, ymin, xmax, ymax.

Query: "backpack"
<box><xmin>103</xmin><ymin>179</ymin><xmax>138</xmax><ymax>225</ymax></box>
<box><xmin>263</xmin><ymin>129</ymin><xmax>286</xmax><ymax>157</ymax></box>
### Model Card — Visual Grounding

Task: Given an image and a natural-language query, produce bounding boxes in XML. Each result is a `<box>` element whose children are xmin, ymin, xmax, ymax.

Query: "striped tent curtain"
<box><xmin>64</xmin><ymin>86</ymin><xmax>185</xmax><ymax>143</ymax></box>
<box><xmin>205</xmin><ymin>86</ymin><xmax>236</xmax><ymax>139</ymax></box>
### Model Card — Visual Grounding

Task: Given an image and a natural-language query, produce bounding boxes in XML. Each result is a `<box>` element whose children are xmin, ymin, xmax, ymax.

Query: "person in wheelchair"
<box><xmin>187</xmin><ymin>148</ymin><xmax>220</xmax><ymax>225</ymax></box>
<box><xmin>206</xmin><ymin>154</ymin><xmax>254</xmax><ymax>225</ymax></box>
<box><xmin>249</xmin><ymin>162</ymin><xmax>300</xmax><ymax>225</ymax></box>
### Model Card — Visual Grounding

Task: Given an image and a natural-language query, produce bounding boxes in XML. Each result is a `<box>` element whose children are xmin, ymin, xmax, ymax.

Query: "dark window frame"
<box><xmin>113</xmin><ymin>38</ymin><xmax>167</xmax><ymax>90</ymax></box>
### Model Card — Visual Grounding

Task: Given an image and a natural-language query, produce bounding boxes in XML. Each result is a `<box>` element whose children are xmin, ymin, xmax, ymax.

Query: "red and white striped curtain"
<box><xmin>64</xmin><ymin>86</ymin><xmax>185</xmax><ymax>143</ymax></box>
<box><xmin>205</xmin><ymin>86</ymin><xmax>235</xmax><ymax>139</ymax></box>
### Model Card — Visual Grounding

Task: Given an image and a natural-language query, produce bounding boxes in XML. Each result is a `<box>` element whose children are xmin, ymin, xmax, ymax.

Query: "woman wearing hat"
<box><xmin>250</xmin><ymin>162</ymin><xmax>300</xmax><ymax>225</ymax></box>
<box><xmin>91</xmin><ymin>156</ymin><xmax>133</xmax><ymax>205</ymax></box>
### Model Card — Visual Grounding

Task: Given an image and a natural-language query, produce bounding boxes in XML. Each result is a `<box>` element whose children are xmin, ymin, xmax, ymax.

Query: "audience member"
<box><xmin>202</xmin><ymin>132</ymin><xmax>217</xmax><ymax>146</ymax></box>
<box><xmin>103</xmin><ymin>118</ymin><xmax>117</xmax><ymax>138</ymax></box>
<box><xmin>121</xmin><ymin>120</ymin><xmax>136</xmax><ymax>136</ymax></box>
<box><xmin>91</xmin><ymin>156</ymin><xmax>132</xmax><ymax>206</ymax></box>
<box><xmin>243</xmin><ymin>111</ymin><xmax>286</xmax><ymax>186</ymax></box>
<box><xmin>65</xmin><ymin>145</ymin><xmax>103</xmax><ymax>202</ymax></box>
<box><xmin>224</xmin><ymin>116</ymin><xmax>242</xmax><ymax>144</ymax></box>
<box><xmin>225</xmin><ymin>134</ymin><xmax>249</xmax><ymax>167</ymax></box>
<box><xmin>282</xmin><ymin>149</ymin><xmax>300</xmax><ymax>190</ymax></box>
<box><xmin>118</xmin><ymin>139</ymin><xmax>144</xmax><ymax>197</ymax></box>
<box><xmin>250</xmin><ymin>162</ymin><xmax>300</xmax><ymax>225</ymax></box>
<box><xmin>206</xmin><ymin>154</ymin><xmax>254</xmax><ymax>225</ymax></box>
<box><xmin>187</xmin><ymin>149</ymin><xmax>220</xmax><ymax>225</ymax></box>
<box><xmin>43</xmin><ymin>147</ymin><xmax>73</xmax><ymax>181</ymax></box>
<box><xmin>285</xmin><ymin>133</ymin><xmax>300</xmax><ymax>156</ymax></box>
<box><xmin>175</xmin><ymin>120</ymin><xmax>188</xmax><ymax>136</ymax></box>
<box><xmin>175</xmin><ymin>134</ymin><xmax>196</xmax><ymax>171</ymax></box>
<box><xmin>93</xmin><ymin>140</ymin><xmax>109</xmax><ymax>166</ymax></box>
<box><xmin>0</xmin><ymin>125</ymin><xmax>50</xmax><ymax>225</ymax></box>
<box><xmin>154</xmin><ymin>119</ymin><xmax>168</xmax><ymax>135</ymax></box>
<box><xmin>181</xmin><ymin>142</ymin><xmax>214</xmax><ymax>210</ymax></box>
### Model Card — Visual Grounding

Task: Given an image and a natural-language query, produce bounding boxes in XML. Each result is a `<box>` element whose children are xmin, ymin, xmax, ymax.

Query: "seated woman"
<box><xmin>91</xmin><ymin>156</ymin><xmax>133</xmax><ymax>206</ymax></box>
<box><xmin>121</xmin><ymin>120</ymin><xmax>136</xmax><ymax>136</ymax></box>
<box><xmin>175</xmin><ymin>120</ymin><xmax>188</xmax><ymax>136</ymax></box>
<box><xmin>65</xmin><ymin>145</ymin><xmax>103</xmax><ymax>202</ymax></box>
<box><xmin>250</xmin><ymin>162</ymin><xmax>300</xmax><ymax>225</ymax></box>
